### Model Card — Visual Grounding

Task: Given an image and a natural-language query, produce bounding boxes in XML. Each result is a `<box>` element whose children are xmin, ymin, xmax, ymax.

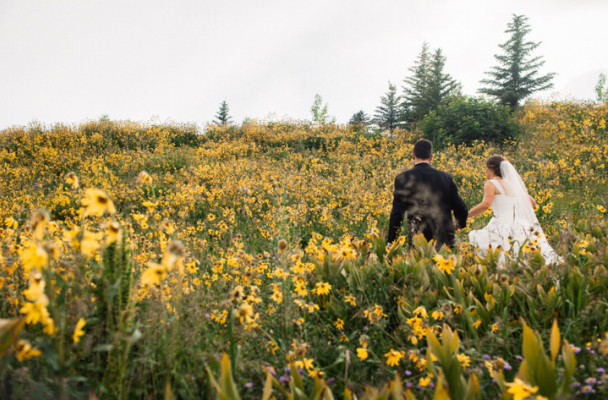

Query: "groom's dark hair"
<box><xmin>413</xmin><ymin>139</ymin><xmax>432</xmax><ymax>160</ymax></box>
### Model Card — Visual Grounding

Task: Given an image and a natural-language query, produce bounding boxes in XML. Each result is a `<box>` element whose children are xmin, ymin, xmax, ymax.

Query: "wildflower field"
<box><xmin>0</xmin><ymin>101</ymin><xmax>607</xmax><ymax>399</ymax></box>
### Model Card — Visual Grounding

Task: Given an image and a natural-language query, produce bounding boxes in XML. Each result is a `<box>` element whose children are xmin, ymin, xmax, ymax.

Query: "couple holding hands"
<box><xmin>387</xmin><ymin>139</ymin><xmax>559</xmax><ymax>264</ymax></box>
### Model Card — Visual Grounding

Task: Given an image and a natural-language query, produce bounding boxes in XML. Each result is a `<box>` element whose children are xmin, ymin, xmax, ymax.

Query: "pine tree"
<box><xmin>348</xmin><ymin>110</ymin><xmax>371</xmax><ymax>131</ymax></box>
<box><xmin>374</xmin><ymin>82</ymin><xmax>400</xmax><ymax>133</ymax></box>
<box><xmin>479</xmin><ymin>14</ymin><xmax>555</xmax><ymax>110</ymax></box>
<box><xmin>401</xmin><ymin>43</ymin><xmax>460</xmax><ymax>125</ymax></box>
<box><xmin>213</xmin><ymin>100</ymin><xmax>232</xmax><ymax>125</ymax></box>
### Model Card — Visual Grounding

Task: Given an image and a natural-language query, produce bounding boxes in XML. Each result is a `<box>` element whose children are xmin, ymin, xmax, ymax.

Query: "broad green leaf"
<box><xmin>536</xmin><ymin>354</ymin><xmax>557</xmax><ymax>397</ymax></box>
<box><xmin>404</xmin><ymin>389</ymin><xmax>417</xmax><ymax>400</ymax></box>
<box><xmin>516</xmin><ymin>360</ymin><xmax>531</xmax><ymax>383</ymax></box>
<box><xmin>521</xmin><ymin>323</ymin><xmax>539</xmax><ymax>372</ymax></box>
<box><xmin>464</xmin><ymin>373</ymin><xmax>480</xmax><ymax>400</ymax></box>
<box><xmin>261</xmin><ymin>370</ymin><xmax>273</xmax><ymax>400</ymax></box>
<box><xmin>391</xmin><ymin>375</ymin><xmax>403</xmax><ymax>399</ymax></box>
<box><xmin>561</xmin><ymin>340</ymin><xmax>576</xmax><ymax>382</ymax></box>
<box><xmin>433</xmin><ymin>371</ymin><xmax>450</xmax><ymax>400</ymax></box>
<box><xmin>219</xmin><ymin>353</ymin><xmax>241</xmax><ymax>400</ymax></box>
<box><xmin>550</xmin><ymin>319</ymin><xmax>560</xmax><ymax>363</ymax></box>
<box><xmin>290</xmin><ymin>362</ymin><xmax>305</xmax><ymax>391</ymax></box>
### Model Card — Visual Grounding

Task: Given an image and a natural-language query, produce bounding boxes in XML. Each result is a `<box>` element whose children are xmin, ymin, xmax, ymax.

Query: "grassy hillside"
<box><xmin>0</xmin><ymin>101</ymin><xmax>607</xmax><ymax>399</ymax></box>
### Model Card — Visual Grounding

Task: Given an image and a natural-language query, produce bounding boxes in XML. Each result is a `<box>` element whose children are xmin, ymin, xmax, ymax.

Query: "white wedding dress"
<box><xmin>468</xmin><ymin>162</ymin><xmax>560</xmax><ymax>265</ymax></box>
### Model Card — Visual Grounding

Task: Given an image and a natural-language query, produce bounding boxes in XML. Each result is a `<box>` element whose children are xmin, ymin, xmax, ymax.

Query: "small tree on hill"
<box><xmin>479</xmin><ymin>14</ymin><xmax>555</xmax><ymax>110</ymax></box>
<box><xmin>596</xmin><ymin>73</ymin><xmax>608</xmax><ymax>103</ymax></box>
<box><xmin>421</xmin><ymin>96</ymin><xmax>519</xmax><ymax>147</ymax></box>
<box><xmin>311</xmin><ymin>94</ymin><xmax>335</xmax><ymax>124</ymax></box>
<box><xmin>213</xmin><ymin>100</ymin><xmax>232</xmax><ymax>125</ymax></box>
<box><xmin>373</xmin><ymin>82</ymin><xmax>401</xmax><ymax>133</ymax></box>
<box><xmin>348</xmin><ymin>110</ymin><xmax>371</xmax><ymax>132</ymax></box>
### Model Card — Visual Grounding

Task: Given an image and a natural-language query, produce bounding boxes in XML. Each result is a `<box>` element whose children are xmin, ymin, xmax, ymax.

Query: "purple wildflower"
<box><xmin>585</xmin><ymin>377</ymin><xmax>597</xmax><ymax>385</ymax></box>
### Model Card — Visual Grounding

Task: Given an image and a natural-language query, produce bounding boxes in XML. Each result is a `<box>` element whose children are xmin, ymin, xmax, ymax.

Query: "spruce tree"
<box><xmin>374</xmin><ymin>82</ymin><xmax>400</xmax><ymax>133</ymax></box>
<box><xmin>479</xmin><ymin>14</ymin><xmax>555</xmax><ymax>110</ymax></box>
<box><xmin>348</xmin><ymin>110</ymin><xmax>370</xmax><ymax>126</ymax></box>
<box><xmin>401</xmin><ymin>43</ymin><xmax>460</xmax><ymax>126</ymax></box>
<box><xmin>213</xmin><ymin>100</ymin><xmax>232</xmax><ymax>125</ymax></box>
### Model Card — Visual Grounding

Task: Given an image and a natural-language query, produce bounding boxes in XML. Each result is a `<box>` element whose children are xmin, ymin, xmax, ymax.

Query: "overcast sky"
<box><xmin>1</xmin><ymin>0</ymin><xmax>607</xmax><ymax>129</ymax></box>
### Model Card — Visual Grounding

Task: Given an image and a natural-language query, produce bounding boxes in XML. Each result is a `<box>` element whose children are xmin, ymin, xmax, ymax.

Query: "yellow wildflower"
<box><xmin>433</xmin><ymin>254</ymin><xmax>455</xmax><ymax>274</ymax></box>
<box><xmin>431</xmin><ymin>310</ymin><xmax>444</xmax><ymax>321</ymax></box>
<box><xmin>73</xmin><ymin>318</ymin><xmax>86</xmax><ymax>343</ymax></box>
<box><xmin>80</xmin><ymin>230</ymin><xmax>103</xmax><ymax>257</ymax></box>
<box><xmin>15</xmin><ymin>340</ymin><xmax>42</xmax><ymax>362</ymax></box>
<box><xmin>82</xmin><ymin>188</ymin><xmax>116</xmax><ymax>217</ymax></box>
<box><xmin>356</xmin><ymin>348</ymin><xmax>368</xmax><ymax>361</ymax></box>
<box><xmin>20</xmin><ymin>243</ymin><xmax>48</xmax><ymax>272</ymax></box>
<box><xmin>312</xmin><ymin>281</ymin><xmax>331</xmax><ymax>296</ymax></box>
<box><xmin>506</xmin><ymin>378</ymin><xmax>538</xmax><ymax>400</ymax></box>
<box><xmin>457</xmin><ymin>353</ymin><xmax>471</xmax><ymax>368</ymax></box>
<box><xmin>64</xmin><ymin>172</ymin><xmax>79</xmax><ymax>189</ymax></box>
<box><xmin>384</xmin><ymin>349</ymin><xmax>405</xmax><ymax>367</ymax></box>
<box><xmin>137</xmin><ymin>171</ymin><xmax>153</xmax><ymax>185</ymax></box>
<box><xmin>141</xmin><ymin>263</ymin><xmax>166</xmax><ymax>286</ymax></box>
<box><xmin>418</xmin><ymin>375</ymin><xmax>432</xmax><ymax>387</ymax></box>
<box><xmin>413</xmin><ymin>306</ymin><xmax>428</xmax><ymax>318</ymax></box>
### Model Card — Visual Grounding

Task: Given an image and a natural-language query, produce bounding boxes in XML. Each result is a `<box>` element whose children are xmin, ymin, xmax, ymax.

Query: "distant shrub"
<box><xmin>421</xmin><ymin>96</ymin><xmax>520</xmax><ymax>147</ymax></box>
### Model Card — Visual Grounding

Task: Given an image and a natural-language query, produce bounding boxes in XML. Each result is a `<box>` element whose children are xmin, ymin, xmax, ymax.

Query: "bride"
<box><xmin>468</xmin><ymin>155</ymin><xmax>560</xmax><ymax>264</ymax></box>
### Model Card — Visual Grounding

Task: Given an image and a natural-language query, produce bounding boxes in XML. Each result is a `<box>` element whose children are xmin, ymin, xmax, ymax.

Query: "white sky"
<box><xmin>1</xmin><ymin>0</ymin><xmax>607</xmax><ymax>129</ymax></box>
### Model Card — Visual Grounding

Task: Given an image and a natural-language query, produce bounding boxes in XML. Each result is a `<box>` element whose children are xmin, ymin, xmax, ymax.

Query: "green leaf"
<box><xmin>261</xmin><ymin>370</ymin><xmax>273</xmax><ymax>400</ymax></box>
<box><xmin>464</xmin><ymin>374</ymin><xmax>480</xmax><ymax>400</ymax></box>
<box><xmin>219</xmin><ymin>353</ymin><xmax>241</xmax><ymax>400</ymax></box>
<box><xmin>561</xmin><ymin>340</ymin><xmax>576</xmax><ymax>387</ymax></box>
<box><xmin>433</xmin><ymin>371</ymin><xmax>450</xmax><ymax>400</ymax></box>
<box><xmin>521</xmin><ymin>322</ymin><xmax>539</xmax><ymax>373</ymax></box>
<box><xmin>535</xmin><ymin>354</ymin><xmax>557</xmax><ymax>397</ymax></box>
<box><xmin>550</xmin><ymin>319</ymin><xmax>560</xmax><ymax>363</ymax></box>
<box><xmin>290</xmin><ymin>362</ymin><xmax>305</xmax><ymax>391</ymax></box>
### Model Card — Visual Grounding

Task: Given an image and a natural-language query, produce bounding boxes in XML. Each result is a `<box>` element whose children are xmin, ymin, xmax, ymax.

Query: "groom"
<box><xmin>387</xmin><ymin>139</ymin><xmax>468</xmax><ymax>249</ymax></box>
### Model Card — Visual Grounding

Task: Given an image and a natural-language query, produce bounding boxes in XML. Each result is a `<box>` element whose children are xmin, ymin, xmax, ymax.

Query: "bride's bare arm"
<box><xmin>529</xmin><ymin>195</ymin><xmax>537</xmax><ymax>209</ymax></box>
<box><xmin>468</xmin><ymin>181</ymin><xmax>496</xmax><ymax>218</ymax></box>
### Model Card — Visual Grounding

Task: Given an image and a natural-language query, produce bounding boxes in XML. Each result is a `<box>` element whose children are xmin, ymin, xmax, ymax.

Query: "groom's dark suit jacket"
<box><xmin>387</xmin><ymin>162</ymin><xmax>468</xmax><ymax>248</ymax></box>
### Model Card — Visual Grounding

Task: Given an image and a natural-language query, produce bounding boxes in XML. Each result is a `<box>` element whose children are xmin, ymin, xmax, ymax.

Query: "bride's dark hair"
<box><xmin>486</xmin><ymin>155</ymin><xmax>505</xmax><ymax>177</ymax></box>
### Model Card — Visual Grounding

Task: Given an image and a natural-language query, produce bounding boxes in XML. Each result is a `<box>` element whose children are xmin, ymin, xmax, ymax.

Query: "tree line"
<box><xmin>212</xmin><ymin>15</ymin><xmax>604</xmax><ymax>147</ymax></box>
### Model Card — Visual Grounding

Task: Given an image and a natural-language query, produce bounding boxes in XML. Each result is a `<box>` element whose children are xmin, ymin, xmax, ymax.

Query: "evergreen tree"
<box><xmin>479</xmin><ymin>14</ymin><xmax>555</xmax><ymax>110</ymax></box>
<box><xmin>213</xmin><ymin>100</ymin><xmax>232</xmax><ymax>125</ymax></box>
<box><xmin>348</xmin><ymin>110</ymin><xmax>371</xmax><ymax>131</ymax></box>
<box><xmin>401</xmin><ymin>43</ymin><xmax>460</xmax><ymax>125</ymax></box>
<box><xmin>373</xmin><ymin>82</ymin><xmax>400</xmax><ymax>133</ymax></box>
